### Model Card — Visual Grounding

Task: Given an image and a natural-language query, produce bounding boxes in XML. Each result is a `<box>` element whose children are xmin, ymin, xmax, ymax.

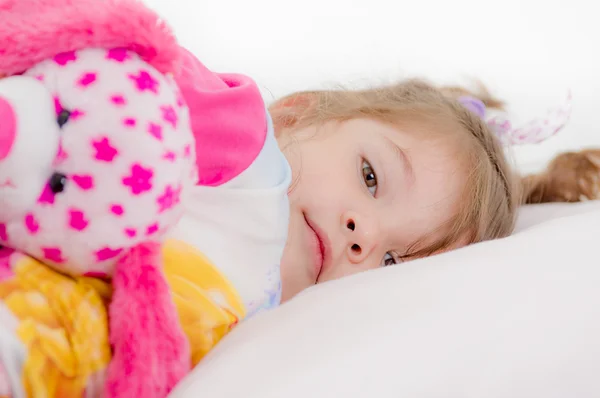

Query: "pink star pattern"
<box><xmin>129</xmin><ymin>70</ymin><xmax>159</xmax><ymax>94</ymax></box>
<box><xmin>69</xmin><ymin>209</ymin><xmax>89</xmax><ymax>231</ymax></box>
<box><xmin>78</xmin><ymin>72</ymin><xmax>97</xmax><ymax>87</ymax></box>
<box><xmin>37</xmin><ymin>184</ymin><xmax>55</xmax><ymax>205</ymax></box>
<box><xmin>157</xmin><ymin>184</ymin><xmax>181</xmax><ymax>213</ymax></box>
<box><xmin>111</xmin><ymin>95</ymin><xmax>126</xmax><ymax>106</ymax></box>
<box><xmin>25</xmin><ymin>213</ymin><xmax>39</xmax><ymax>234</ymax></box>
<box><xmin>72</xmin><ymin>175</ymin><xmax>94</xmax><ymax>190</ymax></box>
<box><xmin>161</xmin><ymin>105</ymin><xmax>178</xmax><ymax>128</ymax></box>
<box><xmin>111</xmin><ymin>205</ymin><xmax>124</xmax><ymax>216</ymax></box>
<box><xmin>146</xmin><ymin>223</ymin><xmax>159</xmax><ymax>236</ymax></box>
<box><xmin>53</xmin><ymin>143</ymin><xmax>68</xmax><ymax>165</ymax></box>
<box><xmin>54</xmin><ymin>97</ymin><xmax>85</xmax><ymax>120</ymax></box>
<box><xmin>122</xmin><ymin>163</ymin><xmax>154</xmax><ymax>195</ymax></box>
<box><xmin>95</xmin><ymin>247</ymin><xmax>123</xmax><ymax>262</ymax></box>
<box><xmin>123</xmin><ymin>118</ymin><xmax>137</xmax><ymax>127</ymax></box>
<box><xmin>183</xmin><ymin>144</ymin><xmax>192</xmax><ymax>158</ymax></box>
<box><xmin>163</xmin><ymin>151</ymin><xmax>176</xmax><ymax>162</ymax></box>
<box><xmin>53</xmin><ymin>96</ymin><xmax>63</xmax><ymax>114</ymax></box>
<box><xmin>148</xmin><ymin>122</ymin><xmax>163</xmax><ymax>140</ymax></box>
<box><xmin>106</xmin><ymin>48</ymin><xmax>131</xmax><ymax>63</ymax></box>
<box><xmin>70</xmin><ymin>109</ymin><xmax>85</xmax><ymax>120</ymax></box>
<box><xmin>53</xmin><ymin>51</ymin><xmax>77</xmax><ymax>66</ymax></box>
<box><xmin>176</xmin><ymin>93</ymin><xmax>185</xmax><ymax>108</ymax></box>
<box><xmin>93</xmin><ymin>137</ymin><xmax>118</xmax><ymax>162</ymax></box>
<box><xmin>42</xmin><ymin>247</ymin><xmax>65</xmax><ymax>263</ymax></box>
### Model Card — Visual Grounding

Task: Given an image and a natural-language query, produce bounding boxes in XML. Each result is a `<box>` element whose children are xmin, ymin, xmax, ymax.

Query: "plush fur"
<box><xmin>0</xmin><ymin>0</ymin><xmax>180</xmax><ymax>76</ymax></box>
<box><xmin>106</xmin><ymin>242</ymin><xmax>191</xmax><ymax>397</ymax></box>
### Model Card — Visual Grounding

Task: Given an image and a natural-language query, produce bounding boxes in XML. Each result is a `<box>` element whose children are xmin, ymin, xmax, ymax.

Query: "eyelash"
<box><xmin>361</xmin><ymin>159</ymin><xmax>398</xmax><ymax>267</ymax></box>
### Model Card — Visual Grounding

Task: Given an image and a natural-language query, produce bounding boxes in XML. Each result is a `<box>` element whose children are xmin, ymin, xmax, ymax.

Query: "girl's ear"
<box><xmin>269</xmin><ymin>92</ymin><xmax>317</xmax><ymax>134</ymax></box>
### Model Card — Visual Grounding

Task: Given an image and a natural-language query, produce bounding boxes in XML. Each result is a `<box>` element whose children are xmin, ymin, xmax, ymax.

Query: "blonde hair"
<box><xmin>521</xmin><ymin>149</ymin><xmax>600</xmax><ymax>203</ymax></box>
<box><xmin>269</xmin><ymin>79</ymin><xmax>521</xmax><ymax>259</ymax></box>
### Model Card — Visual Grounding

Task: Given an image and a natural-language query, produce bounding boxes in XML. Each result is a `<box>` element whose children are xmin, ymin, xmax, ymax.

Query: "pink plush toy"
<box><xmin>0</xmin><ymin>0</ymin><xmax>197</xmax><ymax>396</ymax></box>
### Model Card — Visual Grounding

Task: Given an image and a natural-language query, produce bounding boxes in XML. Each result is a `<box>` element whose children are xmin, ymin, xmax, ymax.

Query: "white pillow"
<box><xmin>170</xmin><ymin>201</ymin><xmax>600</xmax><ymax>398</ymax></box>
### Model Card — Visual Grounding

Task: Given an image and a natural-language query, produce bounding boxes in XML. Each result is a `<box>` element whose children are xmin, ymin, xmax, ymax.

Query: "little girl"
<box><xmin>172</xmin><ymin>48</ymin><xmax>597</xmax><ymax>306</ymax></box>
<box><xmin>2</xmin><ymin>2</ymin><xmax>599</xmax><ymax>396</ymax></box>
<box><xmin>169</xmin><ymin>49</ymin><xmax>519</xmax><ymax>312</ymax></box>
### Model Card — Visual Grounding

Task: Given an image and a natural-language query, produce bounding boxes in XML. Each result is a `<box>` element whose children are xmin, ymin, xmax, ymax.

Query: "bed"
<box><xmin>169</xmin><ymin>202</ymin><xmax>600</xmax><ymax>398</ymax></box>
<box><xmin>137</xmin><ymin>0</ymin><xmax>600</xmax><ymax>396</ymax></box>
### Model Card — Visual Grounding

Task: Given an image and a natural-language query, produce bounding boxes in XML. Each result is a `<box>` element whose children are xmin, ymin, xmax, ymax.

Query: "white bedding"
<box><xmin>170</xmin><ymin>201</ymin><xmax>600</xmax><ymax>398</ymax></box>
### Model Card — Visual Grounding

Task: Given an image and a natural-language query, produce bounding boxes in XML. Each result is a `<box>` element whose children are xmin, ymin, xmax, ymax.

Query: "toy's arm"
<box><xmin>175</xmin><ymin>47</ymin><xmax>288</xmax><ymax>188</ymax></box>
<box><xmin>106</xmin><ymin>242</ymin><xmax>190</xmax><ymax>397</ymax></box>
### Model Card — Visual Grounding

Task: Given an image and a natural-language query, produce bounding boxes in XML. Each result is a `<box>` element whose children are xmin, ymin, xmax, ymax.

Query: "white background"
<box><xmin>144</xmin><ymin>0</ymin><xmax>599</xmax><ymax>174</ymax></box>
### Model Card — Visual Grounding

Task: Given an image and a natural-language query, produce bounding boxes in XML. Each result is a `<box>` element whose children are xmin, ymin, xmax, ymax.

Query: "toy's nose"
<box><xmin>0</xmin><ymin>95</ymin><xmax>16</xmax><ymax>161</ymax></box>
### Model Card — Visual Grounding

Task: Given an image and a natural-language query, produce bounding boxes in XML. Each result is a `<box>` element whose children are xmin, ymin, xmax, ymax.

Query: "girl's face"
<box><xmin>278</xmin><ymin>118</ymin><xmax>466</xmax><ymax>301</ymax></box>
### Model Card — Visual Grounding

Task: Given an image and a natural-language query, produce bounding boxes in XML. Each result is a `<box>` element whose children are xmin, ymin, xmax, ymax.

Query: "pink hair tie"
<box><xmin>459</xmin><ymin>92</ymin><xmax>573</xmax><ymax>146</ymax></box>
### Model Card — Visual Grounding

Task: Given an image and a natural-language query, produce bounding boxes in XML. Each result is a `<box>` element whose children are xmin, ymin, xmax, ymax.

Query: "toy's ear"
<box><xmin>105</xmin><ymin>242</ymin><xmax>190</xmax><ymax>397</ymax></box>
<box><xmin>174</xmin><ymin>48</ymin><xmax>268</xmax><ymax>187</ymax></box>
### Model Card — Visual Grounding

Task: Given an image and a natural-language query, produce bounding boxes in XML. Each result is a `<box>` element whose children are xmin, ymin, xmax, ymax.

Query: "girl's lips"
<box><xmin>303</xmin><ymin>213</ymin><xmax>330</xmax><ymax>282</ymax></box>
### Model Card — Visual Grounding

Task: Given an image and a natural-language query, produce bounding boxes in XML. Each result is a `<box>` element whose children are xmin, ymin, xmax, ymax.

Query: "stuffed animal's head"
<box><xmin>0</xmin><ymin>47</ymin><xmax>195</xmax><ymax>278</ymax></box>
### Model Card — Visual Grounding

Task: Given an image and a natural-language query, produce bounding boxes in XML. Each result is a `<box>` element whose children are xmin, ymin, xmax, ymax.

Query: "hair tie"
<box><xmin>458</xmin><ymin>92</ymin><xmax>572</xmax><ymax>146</ymax></box>
<box><xmin>458</xmin><ymin>96</ymin><xmax>487</xmax><ymax>119</ymax></box>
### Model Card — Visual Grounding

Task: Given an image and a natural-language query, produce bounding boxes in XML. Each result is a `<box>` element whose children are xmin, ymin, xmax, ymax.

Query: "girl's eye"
<box><xmin>381</xmin><ymin>252</ymin><xmax>397</xmax><ymax>267</ymax></box>
<box><xmin>362</xmin><ymin>160</ymin><xmax>378</xmax><ymax>196</ymax></box>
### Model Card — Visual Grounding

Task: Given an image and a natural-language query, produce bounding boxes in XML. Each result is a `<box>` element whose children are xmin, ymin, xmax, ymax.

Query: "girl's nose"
<box><xmin>0</xmin><ymin>95</ymin><xmax>16</xmax><ymax>160</ymax></box>
<box><xmin>342</xmin><ymin>210</ymin><xmax>381</xmax><ymax>263</ymax></box>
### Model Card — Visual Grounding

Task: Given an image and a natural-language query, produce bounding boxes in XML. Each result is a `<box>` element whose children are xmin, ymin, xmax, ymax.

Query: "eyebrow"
<box><xmin>382</xmin><ymin>136</ymin><xmax>415</xmax><ymax>188</ymax></box>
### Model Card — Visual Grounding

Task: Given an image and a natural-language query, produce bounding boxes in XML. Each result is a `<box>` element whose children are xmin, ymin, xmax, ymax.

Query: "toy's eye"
<box><xmin>57</xmin><ymin>109</ymin><xmax>71</xmax><ymax>128</ymax></box>
<box><xmin>49</xmin><ymin>172</ymin><xmax>67</xmax><ymax>194</ymax></box>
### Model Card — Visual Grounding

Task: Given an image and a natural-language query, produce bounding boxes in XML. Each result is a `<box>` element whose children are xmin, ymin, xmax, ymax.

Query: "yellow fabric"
<box><xmin>0</xmin><ymin>239</ymin><xmax>244</xmax><ymax>397</ymax></box>
<box><xmin>162</xmin><ymin>240</ymin><xmax>245</xmax><ymax>365</ymax></box>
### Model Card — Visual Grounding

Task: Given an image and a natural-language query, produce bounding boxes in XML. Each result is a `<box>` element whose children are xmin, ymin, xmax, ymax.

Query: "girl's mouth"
<box><xmin>303</xmin><ymin>213</ymin><xmax>329</xmax><ymax>282</ymax></box>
